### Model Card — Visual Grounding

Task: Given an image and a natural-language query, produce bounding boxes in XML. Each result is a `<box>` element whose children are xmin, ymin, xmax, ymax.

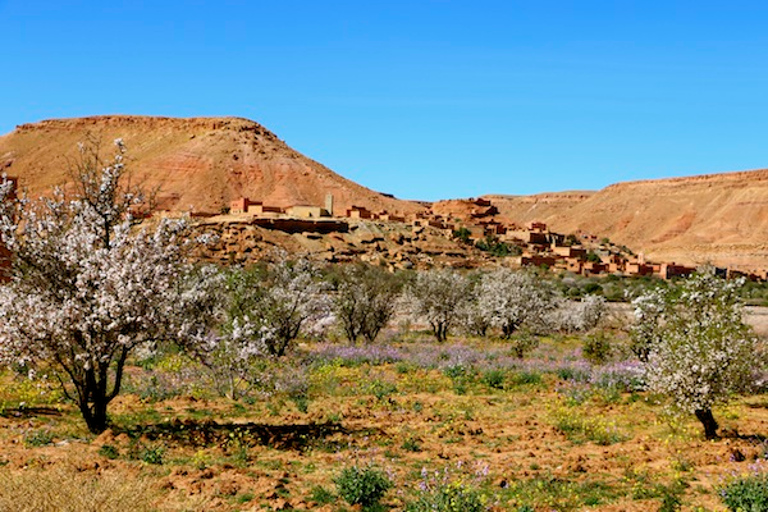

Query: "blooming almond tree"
<box><xmin>476</xmin><ymin>268</ymin><xmax>555</xmax><ymax>338</ymax></box>
<box><xmin>634</xmin><ymin>272</ymin><xmax>758</xmax><ymax>439</ymax></box>
<box><xmin>256</xmin><ymin>255</ymin><xmax>331</xmax><ymax>356</ymax></box>
<box><xmin>0</xmin><ymin>140</ymin><xmax>208</xmax><ymax>433</ymax></box>
<box><xmin>548</xmin><ymin>294</ymin><xmax>607</xmax><ymax>334</ymax></box>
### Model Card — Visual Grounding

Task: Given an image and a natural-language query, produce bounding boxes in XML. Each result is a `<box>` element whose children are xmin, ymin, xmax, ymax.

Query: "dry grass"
<box><xmin>0</xmin><ymin>465</ymin><xmax>157</xmax><ymax>512</ymax></box>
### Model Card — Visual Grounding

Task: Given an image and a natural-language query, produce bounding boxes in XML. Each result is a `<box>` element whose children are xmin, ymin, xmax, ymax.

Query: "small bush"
<box><xmin>582</xmin><ymin>332</ymin><xmax>612</xmax><ymax>365</ymax></box>
<box><xmin>136</xmin><ymin>444</ymin><xmax>165</xmax><ymax>465</ymax></box>
<box><xmin>98</xmin><ymin>444</ymin><xmax>120</xmax><ymax>459</ymax></box>
<box><xmin>511</xmin><ymin>371</ymin><xmax>542</xmax><ymax>386</ymax></box>
<box><xmin>556</xmin><ymin>366</ymin><xmax>591</xmax><ymax>383</ymax></box>
<box><xmin>334</xmin><ymin>465</ymin><xmax>392</xmax><ymax>508</ymax></box>
<box><xmin>23</xmin><ymin>429</ymin><xmax>53</xmax><ymax>447</ymax></box>
<box><xmin>367</xmin><ymin>379</ymin><xmax>398</xmax><ymax>400</ymax></box>
<box><xmin>481</xmin><ymin>369</ymin><xmax>506</xmax><ymax>390</ymax></box>
<box><xmin>290</xmin><ymin>394</ymin><xmax>309</xmax><ymax>413</ymax></box>
<box><xmin>402</xmin><ymin>436</ymin><xmax>422</xmax><ymax>452</ymax></box>
<box><xmin>509</xmin><ymin>332</ymin><xmax>539</xmax><ymax>359</ymax></box>
<box><xmin>719</xmin><ymin>471</ymin><xmax>768</xmax><ymax>511</ymax></box>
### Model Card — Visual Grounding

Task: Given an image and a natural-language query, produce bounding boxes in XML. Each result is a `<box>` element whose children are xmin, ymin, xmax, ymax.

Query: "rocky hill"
<box><xmin>4</xmin><ymin>115</ymin><xmax>768</xmax><ymax>270</ymax></box>
<box><xmin>487</xmin><ymin>170</ymin><xmax>768</xmax><ymax>270</ymax></box>
<box><xmin>0</xmin><ymin>116</ymin><xmax>424</xmax><ymax>217</ymax></box>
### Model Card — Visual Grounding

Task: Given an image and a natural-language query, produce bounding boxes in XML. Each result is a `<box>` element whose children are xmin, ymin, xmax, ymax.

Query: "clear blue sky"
<box><xmin>2</xmin><ymin>1</ymin><xmax>768</xmax><ymax>201</ymax></box>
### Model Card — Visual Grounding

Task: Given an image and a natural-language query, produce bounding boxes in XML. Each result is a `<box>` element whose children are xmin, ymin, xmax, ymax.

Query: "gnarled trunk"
<box><xmin>695</xmin><ymin>408</ymin><xmax>719</xmax><ymax>440</ymax></box>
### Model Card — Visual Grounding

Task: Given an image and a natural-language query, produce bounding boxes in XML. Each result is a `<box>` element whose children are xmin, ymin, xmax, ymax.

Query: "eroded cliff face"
<box><xmin>0</xmin><ymin>116</ymin><xmax>424</xmax><ymax>217</ymax></box>
<box><xmin>487</xmin><ymin>170</ymin><xmax>768</xmax><ymax>269</ymax></box>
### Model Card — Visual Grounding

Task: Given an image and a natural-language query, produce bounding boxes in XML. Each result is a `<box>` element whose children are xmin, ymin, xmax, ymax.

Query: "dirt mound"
<box><xmin>0</xmin><ymin>116</ymin><xmax>424</xmax><ymax>217</ymax></box>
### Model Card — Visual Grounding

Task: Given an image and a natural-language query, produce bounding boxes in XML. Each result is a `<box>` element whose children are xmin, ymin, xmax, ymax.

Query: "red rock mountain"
<box><xmin>3</xmin><ymin>115</ymin><xmax>768</xmax><ymax>269</ymax></box>
<box><xmin>486</xmin><ymin>171</ymin><xmax>768</xmax><ymax>270</ymax></box>
<box><xmin>0</xmin><ymin>116</ymin><xmax>423</xmax><ymax>217</ymax></box>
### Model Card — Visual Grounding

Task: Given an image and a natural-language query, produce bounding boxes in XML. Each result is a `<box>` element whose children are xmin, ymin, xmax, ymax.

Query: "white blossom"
<box><xmin>634</xmin><ymin>272</ymin><xmax>758</xmax><ymax>438</ymax></box>
<box><xmin>475</xmin><ymin>268</ymin><xmax>556</xmax><ymax>338</ymax></box>
<box><xmin>0</xmin><ymin>142</ymin><xmax>209</xmax><ymax>433</ymax></box>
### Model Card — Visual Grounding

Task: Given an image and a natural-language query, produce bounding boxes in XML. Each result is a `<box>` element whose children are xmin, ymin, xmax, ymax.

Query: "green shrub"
<box><xmin>452</xmin><ymin>228</ymin><xmax>472</xmax><ymax>244</ymax></box>
<box><xmin>481</xmin><ymin>369</ymin><xmax>506</xmax><ymax>390</ymax></box>
<box><xmin>334</xmin><ymin>465</ymin><xmax>392</xmax><ymax>508</ymax></box>
<box><xmin>582</xmin><ymin>332</ymin><xmax>612</xmax><ymax>364</ymax></box>
<box><xmin>402</xmin><ymin>436</ymin><xmax>422</xmax><ymax>452</ymax></box>
<box><xmin>719</xmin><ymin>471</ymin><xmax>768</xmax><ymax>511</ymax></box>
<box><xmin>138</xmin><ymin>444</ymin><xmax>165</xmax><ymax>465</ymax></box>
<box><xmin>443</xmin><ymin>364</ymin><xmax>473</xmax><ymax>395</ymax></box>
<box><xmin>98</xmin><ymin>444</ymin><xmax>120</xmax><ymax>459</ymax></box>
<box><xmin>511</xmin><ymin>371</ymin><xmax>542</xmax><ymax>386</ymax></box>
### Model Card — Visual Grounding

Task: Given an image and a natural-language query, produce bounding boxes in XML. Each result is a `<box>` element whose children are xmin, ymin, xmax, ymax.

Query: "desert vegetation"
<box><xmin>0</xmin><ymin>143</ymin><xmax>766</xmax><ymax>511</ymax></box>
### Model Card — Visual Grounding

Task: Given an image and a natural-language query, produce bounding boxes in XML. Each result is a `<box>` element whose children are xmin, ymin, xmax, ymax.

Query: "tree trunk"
<box><xmin>695</xmin><ymin>408</ymin><xmax>719</xmax><ymax>440</ymax></box>
<box><xmin>81</xmin><ymin>396</ymin><xmax>109</xmax><ymax>434</ymax></box>
<box><xmin>434</xmin><ymin>323</ymin><xmax>447</xmax><ymax>342</ymax></box>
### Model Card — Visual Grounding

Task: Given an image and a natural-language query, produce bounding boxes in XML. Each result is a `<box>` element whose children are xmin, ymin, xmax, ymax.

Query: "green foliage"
<box><xmin>23</xmin><ymin>428</ymin><xmax>54</xmax><ymax>447</ymax></box>
<box><xmin>481</xmin><ymin>369</ymin><xmax>506</xmax><ymax>390</ymax></box>
<box><xmin>719</xmin><ymin>471</ymin><xmax>768</xmax><ymax>511</ymax></box>
<box><xmin>128</xmin><ymin>441</ymin><xmax>165</xmax><ymax>465</ymax></box>
<box><xmin>508</xmin><ymin>331</ymin><xmax>539</xmax><ymax>359</ymax></box>
<box><xmin>510</xmin><ymin>370</ymin><xmax>543</xmax><ymax>386</ymax></box>
<box><xmin>140</xmin><ymin>445</ymin><xmax>165</xmax><ymax>465</ymax></box>
<box><xmin>582</xmin><ymin>332</ymin><xmax>612</xmax><ymax>364</ymax></box>
<box><xmin>332</xmin><ymin>263</ymin><xmax>403</xmax><ymax>343</ymax></box>
<box><xmin>475</xmin><ymin>236</ymin><xmax>520</xmax><ymax>257</ymax></box>
<box><xmin>583</xmin><ymin>282</ymin><xmax>603</xmax><ymax>295</ymax></box>
<box><xmin>402</xmin><ymin>436</ymin><xmax>422</xmax><ymax>452</ymax></box>
<box><xmin>406</xmin><ymin>480</ymin><xmax>490</xmax><ymax>512</ymax></box>
<box><xmin>334</xmin><ymin>465</ymin><xmax>392</xmax><ymax>508</ymax></box>
<box><xmin>309</xmin><ymin>485</ymin><xmax>336</xmax><ymax>505</ymax></box>
<box><xmin>443</xmin><ymin>364</ymin><xmax>474</xmax><ymax>395</ymax></box>
<box><xmin>367</xmin><ymin>379</ymin><xmax>398</xmax><ymax>400</ymax></box>
<box><xmin>98</xmin><ymin>444</ymin><xmax>120</xmax><ymax>459</ymax></box>
<box><xmin>452</xmin><ymin>227</ymin><xmax>472</xmax><ymax>244</ymax></box>
<box><xmin>290</xmin><ymin>394</ymin><xmax>309</xmax><ymax>413</ymax></box>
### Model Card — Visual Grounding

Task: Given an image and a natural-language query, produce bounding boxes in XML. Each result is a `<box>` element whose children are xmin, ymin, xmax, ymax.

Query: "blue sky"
<box><xmin>2</xmin><ymin>1</ymin><xmax>768</xmax><ymax>200</ymax></box>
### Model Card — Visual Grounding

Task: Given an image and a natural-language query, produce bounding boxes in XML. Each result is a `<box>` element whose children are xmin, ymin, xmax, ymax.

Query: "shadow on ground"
<box><xmin>113</xmin><ymin>419</ymin><xmax>377</xmax><ymax>451</ymax></box>
<box><xmin>0</xmin><ymin>406</ymin><xmax>63</xmax><ymax>419</ymax></box>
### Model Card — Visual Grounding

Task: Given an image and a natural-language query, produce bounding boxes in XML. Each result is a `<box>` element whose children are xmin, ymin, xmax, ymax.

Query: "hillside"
<box><xmin>4</xmin><ymin>115</ymin><xmax>768</xmax><ymax>270</ymax></box>
<box><xmin>0</xmin><ymin>116</ymin><xmax>424</xmax><ymax>217</ymax></box>
<box><xmin>487</xmin><ymin>170</ymin><xmax>768</xmax><ymax>269</ymax></box>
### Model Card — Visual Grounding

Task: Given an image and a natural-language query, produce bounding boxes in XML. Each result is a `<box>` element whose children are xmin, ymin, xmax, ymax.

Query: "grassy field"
<box><xmin>0</xmin><ymin>331</ymin><xmax>765</xmax><ymax>511</ymax></box>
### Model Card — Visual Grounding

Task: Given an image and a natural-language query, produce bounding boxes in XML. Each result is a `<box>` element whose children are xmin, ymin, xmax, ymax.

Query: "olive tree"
<box><xmin>0</xmin><ymin>140</ymin><xmax>210</xmax><ymax>433</ymax></box>
<box><xmin>405</xmin><ymin>268</ymin><xmax>471</xmax><ymax>342</ymax></box>
<box><xmin>633</xmin><ymin>273</ymin><xmax>758</xmax><ymax>439</ymax></box>
<box><xmin>332</xmin><ymin>263</ymin><xmax>402</xmax><ymax>343</ymax></box>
